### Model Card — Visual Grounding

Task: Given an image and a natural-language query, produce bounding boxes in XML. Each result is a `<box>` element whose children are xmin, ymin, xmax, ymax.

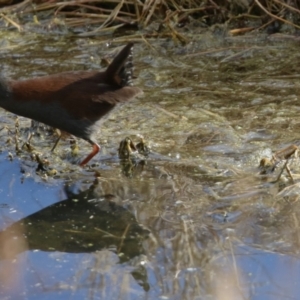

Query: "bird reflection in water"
<box><xmin>0</xmin><ymin>180</ymin><xmax>151</xmax><ymax>294</ymax></box>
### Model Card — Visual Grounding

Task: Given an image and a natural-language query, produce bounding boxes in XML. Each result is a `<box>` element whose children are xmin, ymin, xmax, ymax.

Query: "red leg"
<box><xmin>80</xmin><ymin>142</ymin><xmax>100</xmax><ymax>167</ymax></box>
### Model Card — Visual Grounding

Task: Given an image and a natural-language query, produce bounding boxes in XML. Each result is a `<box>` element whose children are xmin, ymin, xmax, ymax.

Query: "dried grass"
<box><xmin>0</xmin><ymin>0</ymin><xmax>299</xmax><ymax>39</ymax></box>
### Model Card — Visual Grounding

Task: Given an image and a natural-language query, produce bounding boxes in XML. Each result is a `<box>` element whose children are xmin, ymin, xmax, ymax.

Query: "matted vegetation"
<box><xmin>0</xmin><ymin>0</ymin><xmax>299</xmax><ymax>39</ymax></box>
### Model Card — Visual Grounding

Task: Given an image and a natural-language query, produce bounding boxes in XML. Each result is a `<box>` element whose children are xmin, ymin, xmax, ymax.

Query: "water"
<box><xmin>0</xmin><ymin>30</ymin><xmax>300</xmax><ymax>299</ymax></box>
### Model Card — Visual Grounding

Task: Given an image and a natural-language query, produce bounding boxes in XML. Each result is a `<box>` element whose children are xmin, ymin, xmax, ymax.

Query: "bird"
<box><xmin>0</xmin><ymin>42</ymin><xmax>142</xmax><ymax>166</ymax></box>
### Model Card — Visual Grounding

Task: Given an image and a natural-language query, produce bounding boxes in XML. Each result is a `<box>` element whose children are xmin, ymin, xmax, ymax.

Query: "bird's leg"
<box><xmin>79</xmin><ymin>141</ymin><xmax>100</xmax><ymax>167</ymax></box>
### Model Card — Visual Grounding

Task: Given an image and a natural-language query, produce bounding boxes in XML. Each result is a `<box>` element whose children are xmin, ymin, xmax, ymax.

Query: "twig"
<box><xmin>254</xmin><ymin>0</ymin><xmax>300</xmax><ymax>30</ymax></box>
<box><xmin>0</xmin><ymin>13</ymin><xmax>22</xmax><ymax>31</ymax></box>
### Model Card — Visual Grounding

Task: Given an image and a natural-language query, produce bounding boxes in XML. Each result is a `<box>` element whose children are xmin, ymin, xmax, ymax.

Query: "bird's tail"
<box><xmin>105</xmin><ymin>43</ymin><xmax>134</xmax><ymax>87</ymax></box>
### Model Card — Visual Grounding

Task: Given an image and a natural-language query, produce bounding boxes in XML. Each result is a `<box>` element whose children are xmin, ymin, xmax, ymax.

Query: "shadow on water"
<box><xmin>0</xmin><ymin>157</ymin><xmax>151</xmax><ymax>298</ymax></box>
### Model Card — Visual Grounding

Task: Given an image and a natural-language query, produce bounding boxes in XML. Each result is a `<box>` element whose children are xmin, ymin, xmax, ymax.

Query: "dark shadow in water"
<box><xmin>0</xmin><ymin>181</ymin><xmax>151</xmax><ymax>291</ymax></box>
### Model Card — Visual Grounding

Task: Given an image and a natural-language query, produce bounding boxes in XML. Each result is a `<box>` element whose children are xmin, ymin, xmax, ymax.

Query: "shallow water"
<box><xmin>0</xmin><ymin>30</ymin><xmax>300</xmax><ymax>299</ymax></box>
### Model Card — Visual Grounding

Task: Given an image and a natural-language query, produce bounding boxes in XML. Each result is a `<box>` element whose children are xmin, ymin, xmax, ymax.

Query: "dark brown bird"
<box><xmin>0</xmin><ymin>43</ymin><xmax>142</xmax><ymax>166</ymax></box>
